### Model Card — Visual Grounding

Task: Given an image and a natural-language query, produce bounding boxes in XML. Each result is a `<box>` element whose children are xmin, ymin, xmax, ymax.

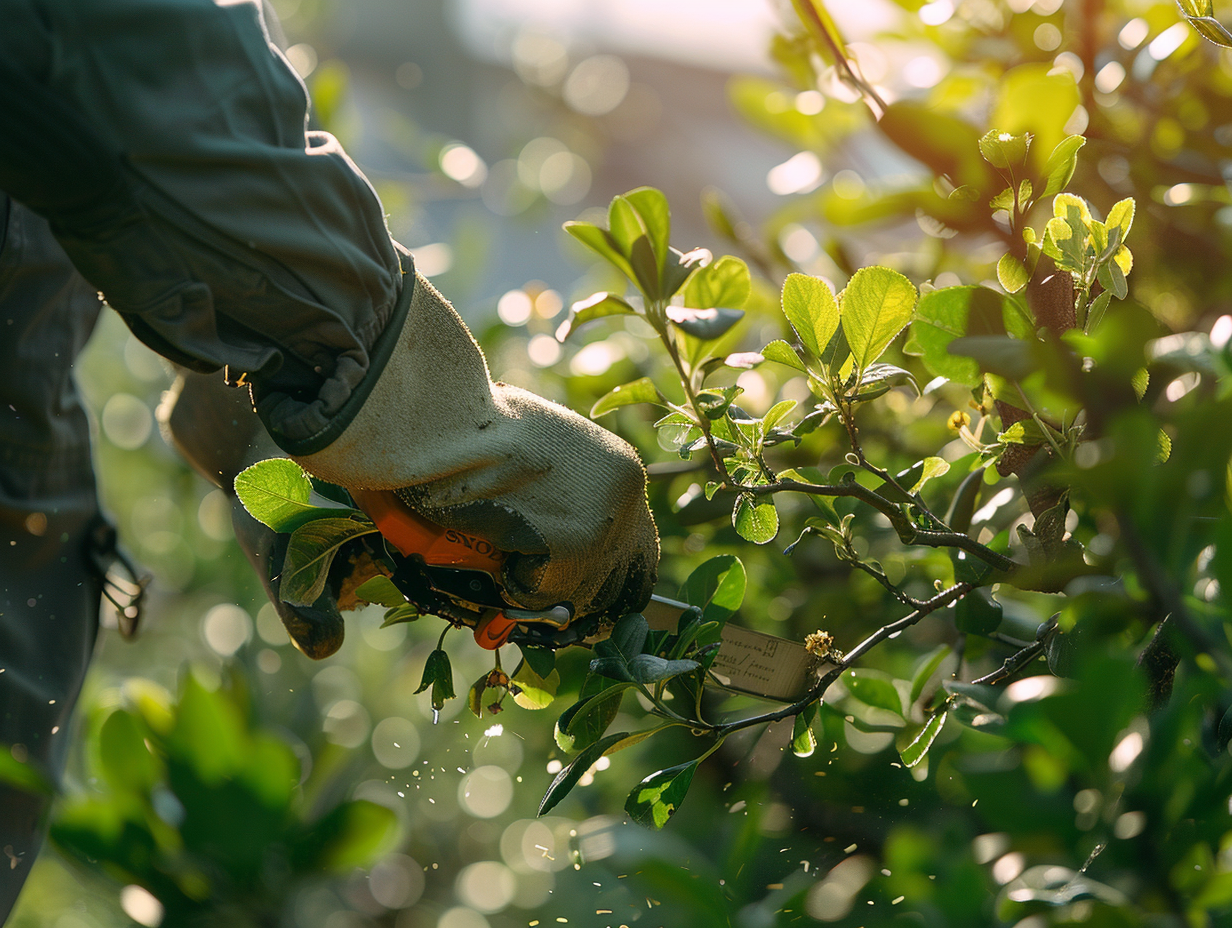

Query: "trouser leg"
<box><xmin>0</xmin><ymin>195</ymin><xmax>106</xmax><ymax>921</ymax></box>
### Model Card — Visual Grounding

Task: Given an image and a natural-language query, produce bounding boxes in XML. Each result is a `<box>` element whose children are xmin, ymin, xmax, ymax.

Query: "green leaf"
<box><xmin>1085</xmin><ymin>290</ymin><xmax>1113</xmax><ymax>332</ymax></box>
<box><xmin>991</xmin><ymin>65</ymin><xmax>1080</xmax><ymax>178</ymax></box>
<box><xmin>468</xmin><ymin>672</ymin><xmax>488</xmax><ymax>719</ymax></box>
<box><xmin>845</xmin><ymin>670</ymin><xmax>904</xmax><ymax>716</ymax></box>
<box><xmin>678</xmin><ymin>555</ymin><xmax>747</xmax><ymax>622</ymax></box>
<box><xmin>909</xmin><ymin>645</ymin><xmax>953</xmax><ymax>706</ymax></box>
<box><xmin>792</xmin><ymin>702</ymin><xmax>819</xmax><ymax>758</ymax></box>
<box><xmin>415</xmin><ymin>649</ymin><xmax>456</xmax><ymax>712</ymax></box>
<box><xmin>954</xmin><ymin>588</ymin><xmax>1003</xmax><ymax>635</ymax></box>
<box><xmin>625</xmin><ymin>760</ymin><xmax>699</xmax><ymax>829</ymax></box>
<box><xmin>608</xmin><ymin>612</ymin><xmax>649</xmax><ymax>660</ymax></box>
<box><xmin>978</xmin><ymin>129</ymin><xmax>1031</xmax><ymax>169</ymax></box>
<box><xmin>520</xmin><ymin>645</ymin><xmax>556</xmax><ymax>679</ymax></box>
<box><xmin>0</xmin><ymin>748</ymin><xmax>53</xmax><ymax>797</ymax></box>
<box><xmin>628</xmin><ymin>654</ymin><xmax>700</xmax><ymax>684</ymax></box>
<box><xmin>852</xmin><ymin>363</ymin><xmax>918</xmax><ymax>402</ymax></box>
<box><xmin>666</xmin><ymin>306</ymin><xmax>745</xmax><ymax>341</ymax></box>
<box><xmin>590</xmin><ymin>377</ymin><xmax>664</xmax><ymax>417</ymax></box>
<box><xmin>761</xmin><ymin>339</ymin><xmax>808</xmax><ymax>372</ymax></box>
<box><xmin>905</xmin><ymin>285</ymin><xmax>1031</xmax><ymax>386</ymax></box>
<box><xmin>841</xmin><ymin>266</ymin><xmax>918</xmax><ymax>370</ymax></box>
<box><xmin>564</xmin><ymin>221</ymin><xmax>638</xmax><ymax>283</ymax></box>
<box><xmin>1039</xmin><ymin>135</ymin><xmax>1086</xmax><ymax>198</ymax></box>
<box><xmin>733</xmin><ymin>495</ymin><xmax>779</xmax><ymax>544</ymax></box>
<box><xmin>235</xmin><ymin>459</ymin><xmax>352</xmax><ymax>532</ymax></box>
<box><xmin>763</xmin><ymin>399</ymin><xmax>798</xmax><ymax>432</ymax></box>
<box><xmin>98</xmin><ymin>709</ymin><xmax>160</xmax><ymax>792</ymax></box>
<box><xmin>947</xmin><ymin>335</ymin><xmax>1037</xmax><ymax>381</ymax></box>
<box><xmin>556</xmin><ymin>292</ymin><xmax>638</xmax><ymax>341</ymax></box>
<box><xmin>997</xmin><ymin>253</ymin><xmax>1030</xmax><ymax>294</ymax></box>
<box><xmin>381</xmin><ymin>603</ymin><xmax>420</xmax><ymax>627</ymax></box>
<box><xmin>353</xmin><ymin>576</ymin><xmax>405</xmax><ymax>608</ymax></box>
<box><xmin>624</xmin><ymin>187</ymin><xmax>671</xmax><ymax>275</ymax></box>
<box><xmin>303</xmin><ymin>800</ymin><xmax>398</xmax><ymax>873</ymax></box>
<box><xmin>782</xmin><ymin>273</ymin><xmax>840</xmax><ymax>360</ymax></box>
<box><xmin>511</xmin><ymin>662</ymin><xmax>560</xmax><ymax>710</ymax></box>
<box><xmin>556</xmin><ymin>684</ymin><xmax>631</xmax><ymax>753</ymax></box>
<box><xmin>539</xmin><ymin>731</ymin><xmax>628</xmax><ymax>815</ymax></box>
<box><xmin>684</xmin><ymin>255</ymin><xmax>751</xmax><ymax>310</ymax></box>
<box><xmin>898</xmin><ymin>709</ymin><xmax>948</xmax><ymax>768</ymax></box>
<box><xmin>912</xmin><ymin>456</ymin><xmax>951</xmax><ymax>494</ymax></box>
<box><xmin>280</xmin><ymin>517</ymin><xmax>379</xmax><ymax>607</ymax></box>
<box><xmin>608</xmin><ymin>195</ymin><xmax>644</xmax><ymax>259</ymax></box>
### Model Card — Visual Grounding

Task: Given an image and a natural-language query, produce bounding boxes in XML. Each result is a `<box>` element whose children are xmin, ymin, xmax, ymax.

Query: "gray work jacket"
<box><xmin>0</xmin><ymin>0</ymin><xmax>411</xmax><ymax>455</ymax></box>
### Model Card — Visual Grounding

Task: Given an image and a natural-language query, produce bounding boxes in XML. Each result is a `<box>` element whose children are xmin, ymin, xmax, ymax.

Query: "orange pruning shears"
<box><xmin>350</xmin><ymin>489</ymin><xmax>823</xmax><ymax>702</ymax></box>
<box><xmin>349</xmin><ymin>488</ymin><xmax>574</xmax><ymax>650</ymax></box>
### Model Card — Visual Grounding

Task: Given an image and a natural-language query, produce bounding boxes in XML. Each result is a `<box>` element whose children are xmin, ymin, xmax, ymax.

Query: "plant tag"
<box><xmin>645</xmin><ymin>596</ymin><xmax>819</xmax><ymax>702</ymax></box>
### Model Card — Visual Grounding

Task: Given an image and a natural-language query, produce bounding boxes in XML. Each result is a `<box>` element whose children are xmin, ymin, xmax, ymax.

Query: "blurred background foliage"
<box><xmin>10</xmin><ymin>0</ymin><xmax>1232</xmax><ymax>926</ymax></box>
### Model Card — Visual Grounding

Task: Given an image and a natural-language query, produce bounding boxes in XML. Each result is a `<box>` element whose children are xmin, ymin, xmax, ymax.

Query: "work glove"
<box><xmin>291</xmin><ymin>272</ymin><xmax>659</xmax><ymax>621</ymax></box>
<box><xmin>160</xmin><ymin>372</ymin><xmax>366</xmax><ymax>658</ymax></box>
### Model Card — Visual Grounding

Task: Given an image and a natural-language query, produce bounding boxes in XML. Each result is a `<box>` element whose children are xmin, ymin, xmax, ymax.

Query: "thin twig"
<box><xmin>972</xmin><ymin>640</ymin><xmax>1047</xmax><ymax>685</ymax></box>
<box><xmin>711</xmin><ymin>582</ymin><xmax>974</xmax><ymax>736</ymax></box>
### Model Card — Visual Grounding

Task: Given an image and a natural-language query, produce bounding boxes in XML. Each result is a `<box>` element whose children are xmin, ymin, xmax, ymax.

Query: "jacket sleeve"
<box><xmin>0</xmin><ymin>0</ymin><xmax>410</xmax><ymax>453</ymax></box>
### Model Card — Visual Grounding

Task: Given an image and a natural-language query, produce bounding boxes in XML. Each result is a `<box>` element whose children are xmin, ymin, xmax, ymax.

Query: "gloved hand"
<box><xmin>159</xmin><ymin>371</ymin><xmax>359</xmax><ymax>658</ymax></box>
<box><xmin>291</xmin><ymin>272</ymin><xmax>659</xmax><ymax>621</ymax></box>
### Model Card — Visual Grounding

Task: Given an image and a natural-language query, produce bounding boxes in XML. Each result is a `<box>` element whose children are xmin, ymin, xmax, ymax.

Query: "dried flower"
<box><xmin>805</xmin><ymin>630</ymin><xmax>841</xmax><ymax>662</ymax></box>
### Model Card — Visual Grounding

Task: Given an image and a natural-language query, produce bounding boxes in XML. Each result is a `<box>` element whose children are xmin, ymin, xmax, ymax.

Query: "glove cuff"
<box><xmin>257</xmin><ymin>264</ymin><xmax>416</xmax><ymax>457</ymax></box>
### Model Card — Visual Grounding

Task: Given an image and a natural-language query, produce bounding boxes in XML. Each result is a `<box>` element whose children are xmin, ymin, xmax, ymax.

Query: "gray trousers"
<box><xmin>0</xmin><ymin>195</ymin><xmax>106</xmax><ymax>918</ymax></box>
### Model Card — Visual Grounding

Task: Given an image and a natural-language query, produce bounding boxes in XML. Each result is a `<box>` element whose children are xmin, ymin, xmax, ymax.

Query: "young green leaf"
<box><xmin>627</xmin><ymin>654</ymin><xmax>701</xmax><ymax>684</ymax></box>
<box><xmin>781</xmin><ymin>273</ymin><xmax>839</xmax><ymax>360</ymax></box>
<box><xmin>763</xmin><ymin>399</ymin><xmax>799</xmax><ymax>432</ymax></box>
<box><xmin>841</xmin><ymin>266</ymin><xmax>918</xmax><ymax>370</ymax></box>
<box><xmin>733</xmin><ymin>495</ymin><xmax>779</xmax><ymax>544</ymax></box>
<box><xmin>898</xmin><ymin>709</ymin><xmax>948</xmax><ymax>768</ymax></box>
<box><xmin>556</xmin><ymin>683</ymin><xmax>630</xmax><ymax>753</ymax></box>
<box><xmin>511</xmin><ymin>662</ymin><xmax>560</xmax><ymax>710</ymax></box>
<box><xmin>679</xmin><ymin>555</ymin><xmax>747</xmax><ymax>622</ymax></box>
<box><xmin>564</xmin><ymin>221</ymin><xmax>638</xmax><ymax>283</ymax></box>
<box><xmin>666</xmin><ymin>306</ymin><xmax>745</xmax><ymax>341</ymax></box>
<box><xmin>997</xmin><ymin>253</ymin><xmax>1029</xmax><ymax>294</ymax></box>
<box><xmin>280</xmin><ymin>517</ymin><xmax>379</xmax><ymax>606</ymax></box>
<box><xmin>539</xmin><ymin>731</ymin><xmax>629</xmax><ymax>815</ymax></box>
<box><xmin>911</xmin><ymin>456</ymin><xmax>951</xmax><ymax>494</ymax></box>
<box><xmin>235</xmin><ymin>459</ymin><xmax>345</xmax><ymax>533</ymax></box>
<box><xmin>845</xmin><ymin>670</ymin><xmax>904</xmax><ymax>716</ymax></box>
<box><xmin>684</xmin><ymin>255</ymin><xmax>751</xmax><ymax>310</ymax></box>
<box><xmin>556</xmin><ymin>292</ymin><xmax>638</xmax><ymax>342</ymax></box>
<box><xmin>1039</xmin><ymin>135</ymin><xmax>1086</xmax><ymax>198</ymax></box>
<box><xmin>590</xmin><ymin>378</ymin><xmax>664</xmax><ymax>418</ymax></box>
<box><xmin>761</xmin><ymin>339</ymin><xmax>808</xmax><ymax>372</ymax></box>
<box><xmin>791</xmin><ymin>701</ymin><xmax>819</xmax><ymax>758</ymax></box>
<box><xmin>353</xmin><ymin>576</ymin><xmax>405</xmax><ymax>608</ymax></box>
<box><xmin>625</xmin><ymin>759</ymin><xmax>700</xmax><ymax>829</ymax></box>
<box><xmin>978</xmin><ymin>129</ymin><xmax>1031</xmax><ymax>169</ymax></box>
<box><xmin>414</xmin><ymin>649</ymin><xmax>456</xmax><ymax>712</ymax></box>
<box><xmin>381</xmin><ymin>603</ymin><xmax>420</xmax><ymax>628</ymax></box>
<box><xmin>624</xmin><ymin>186</ymin><xmax>671</xmax><ymax>273</ymax></box>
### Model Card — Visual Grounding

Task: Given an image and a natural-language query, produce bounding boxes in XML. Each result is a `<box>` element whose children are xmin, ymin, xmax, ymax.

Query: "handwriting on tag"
<box><xmin>711</xmin><ymin>625</ymin><xmax>818</xmax><ymax>702</ymax></box>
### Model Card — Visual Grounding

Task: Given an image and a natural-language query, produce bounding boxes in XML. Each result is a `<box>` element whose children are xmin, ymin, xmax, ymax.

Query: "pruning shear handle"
<box><xmin>349</xmin><ymin>488</ymin><xmax>570</xmax><ymax>649</ymax></box>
